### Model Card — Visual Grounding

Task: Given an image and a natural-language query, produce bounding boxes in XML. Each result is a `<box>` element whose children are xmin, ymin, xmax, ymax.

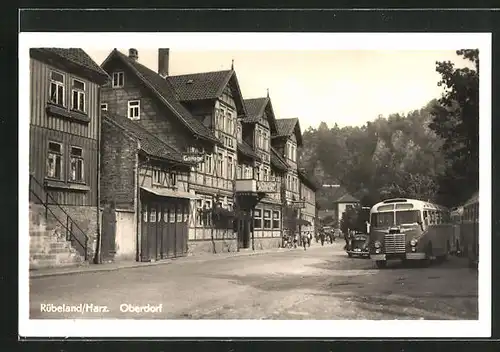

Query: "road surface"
<box><xmin>29</xmin><ymin>242</ymin><xmax>478</xmax><ymax>320</ymax></box>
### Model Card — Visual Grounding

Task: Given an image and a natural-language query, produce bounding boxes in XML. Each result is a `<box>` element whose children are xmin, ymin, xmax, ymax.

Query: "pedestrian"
<box><xmin>308</xmin><ymin>231</ymin><xmax>312</xmax><ymax>247</ymax></box>
<box><xmin>320</xmin><ymin>230</ymin><xmax>325</xmax><ymax>246</ymax></box>
<box><xmin>301</xmin><ymin>233</ymin><xmax>308</xmax><ymax>250</ymax></box>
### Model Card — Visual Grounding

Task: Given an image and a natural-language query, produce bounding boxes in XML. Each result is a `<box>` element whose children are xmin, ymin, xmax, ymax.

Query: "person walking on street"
<box><xmin>320</xmin><ymin>229</ymin><xmax>325</xmax><ymax>246</ymax></box>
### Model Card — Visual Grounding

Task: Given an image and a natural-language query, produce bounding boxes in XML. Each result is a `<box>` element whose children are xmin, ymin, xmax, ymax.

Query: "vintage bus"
<box><xmin>460</xmin><ymin>191</ymin><xmax>479</xmax><ymax>268</ymax></box>
<box><xmin>369</xmin><ymin>198</ymin><xmax>453</xmax><ymax>268</ymax></box>
<box><xmin>450</xmin><ymin>206</ymin><xmax>464</xmax><ymax>255</ymax></box>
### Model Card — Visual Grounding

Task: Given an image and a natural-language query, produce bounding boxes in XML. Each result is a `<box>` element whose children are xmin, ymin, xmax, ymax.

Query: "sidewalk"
<box><xmin>29</xmin><ymin>244</ymin><xmax>332</xmax><ymax>279</ymax></box>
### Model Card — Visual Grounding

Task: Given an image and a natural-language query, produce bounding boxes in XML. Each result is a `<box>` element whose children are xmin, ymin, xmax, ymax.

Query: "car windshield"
<box><xmin>370</xmin><ymin>212</ymin><xmax>394</xmax><ymax>228</ymax></box>
<box><xmin>395</xmin><ymin>210</ymin><xmax>421</xmax><ymax>225</ymax></box>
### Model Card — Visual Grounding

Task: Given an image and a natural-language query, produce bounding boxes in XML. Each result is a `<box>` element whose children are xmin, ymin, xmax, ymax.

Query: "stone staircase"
<box><xmin>29</xmin><ymin>203</ymin><xmax>88</xmax><ymax>270</ymax></box>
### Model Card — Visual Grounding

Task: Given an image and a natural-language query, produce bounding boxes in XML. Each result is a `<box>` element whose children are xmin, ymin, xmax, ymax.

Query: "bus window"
<box><xmin>429</xmin><ymin>212</ymin><xmax>435</xmax><ymax>225</ymax></box>
<box><xmin>437</xmin><ymin>212</ymin><xmax>442</xmax><ymax>224</ymax></box>
<box><xmin>371</xmin><ymin>212</ymin><xmax>394</xmax><ymax>228</ymax></box>
<box><xmin>423</xmin><ymin>211</ymin><xmax>429</xmax><ymax>225</ymax></box>
<box><xmin>395</xmin><ymin>210</ymin><xmax>420</xmax><ymax>226</ymax></box>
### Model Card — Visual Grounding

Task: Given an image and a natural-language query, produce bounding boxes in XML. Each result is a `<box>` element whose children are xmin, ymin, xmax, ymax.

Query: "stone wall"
<box><xmin>253</xmin><ymin>237</ymin><xmax>281</xmax><ymax>250</ymax></box>
<box><xmin>187</xmin><ymin>239</ymin><xmax>238</xmax><ymax>256</ymax></box>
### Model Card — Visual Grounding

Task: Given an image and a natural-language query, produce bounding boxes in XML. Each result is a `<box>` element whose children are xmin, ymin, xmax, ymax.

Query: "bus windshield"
<box><xmin>371</xmin><ymin>212</ymin><xmax>394</xmax><ymax>228</ymax></box>
<box><xmin>395</xmin><ymin>210</ymin><xmax>421</xmax><ymax>225</ymax></box>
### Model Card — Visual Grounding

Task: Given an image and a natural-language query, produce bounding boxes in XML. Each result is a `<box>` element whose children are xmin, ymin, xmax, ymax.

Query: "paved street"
<box><xmin>29</xmin><ymin>242</ymin><xmax>478</xmax><ymax>320</ymax></box>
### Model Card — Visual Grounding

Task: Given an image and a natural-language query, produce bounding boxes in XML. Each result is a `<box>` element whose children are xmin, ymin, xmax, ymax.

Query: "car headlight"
<box><xmin>410</xmin><ymin>239</ymin><xmax>417</xmax><ymax>246</ymax></box>
<box><xmin>374</xmin><ymin>241</ymin><xmax>381</xmax><ymax>249</ymax></box>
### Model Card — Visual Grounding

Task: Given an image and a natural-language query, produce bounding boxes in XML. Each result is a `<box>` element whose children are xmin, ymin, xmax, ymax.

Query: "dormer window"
<box><xmin>112</xmin><ymin>72</ymin><xmax>124</xmax><ymax>88</ymax></box>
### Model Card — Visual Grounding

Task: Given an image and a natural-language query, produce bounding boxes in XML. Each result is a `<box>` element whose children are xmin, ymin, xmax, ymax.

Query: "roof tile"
<box><xmin>103</xmin><ymin>112</ymin><xmax>186</xmax><ymax>164</ymax></box>
<box><xmin>110</xmin><ymin>50</ymin><xmax>220</xmax><ymax>145</ymax></box>
<box><xmin>167</xmin><ymin>70</ymin><xmax>233</xmax><ymax>101</ymax></box>
<box><xmin>31</xmin><ymin>48</ymin><xmax>109</xmax><ymax>82</ymax></box>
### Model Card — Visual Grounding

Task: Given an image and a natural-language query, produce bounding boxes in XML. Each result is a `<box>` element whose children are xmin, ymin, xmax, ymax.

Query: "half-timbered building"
<box><xmin>99</xmin><ymin>48</ymin><xmax>223</xmax><ymax>257</ymax></box>
<box><xmin>272</xmin><ymin>118</ymin><xmax>305</xmax><ymax>234</ymax></box>
<box><xmin>242</xmin><ymin>95</ymin><xmax>282</xmax><ymax>249</ymax></box>
<box><xmin>100</xmin><ymin>112</ymin><xmax>195</xmax><ymax>262</ymax></box>
<box><xmin>298</xmin><ymin>169</ymin><xmax>319</xmax><ymax>237</ymax></box>
<box><xmin>29</xmin><ymin>48</ymin><xmax>109</xmax><ymax>269</ymax></box>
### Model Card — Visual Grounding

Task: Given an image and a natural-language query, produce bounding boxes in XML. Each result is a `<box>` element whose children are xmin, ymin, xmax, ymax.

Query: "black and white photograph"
<box><xmin>18</xmin><ymin>32</ymin><xmax>490</xmax><ymax>338</ymax></box>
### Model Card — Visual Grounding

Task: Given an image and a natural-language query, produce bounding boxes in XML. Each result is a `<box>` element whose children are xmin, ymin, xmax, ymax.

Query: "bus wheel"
<box><xmin>422</xmin><ymin>243</ymin><xmax>433</xmax><ymax>267</ymax></box>
<box><xmin>375</xmin><ymin>260</ymin><xmax>387</xmax><ymax>269</ymax></box>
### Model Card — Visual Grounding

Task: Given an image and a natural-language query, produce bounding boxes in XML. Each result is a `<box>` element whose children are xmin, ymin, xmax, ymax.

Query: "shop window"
<box><xmin>273</xmin><ymin>211</ymin><xmax>280</xmax><ymax>229</ymax></box>
<box><xmin>254</xmin><ymin>209</ymin><xmax>262</xmax><ymax>229</ymax></box>
<box><xmin>264</xmin><ymin>210</ymin><xmax>272</xmax><ymax>229</ymax></box>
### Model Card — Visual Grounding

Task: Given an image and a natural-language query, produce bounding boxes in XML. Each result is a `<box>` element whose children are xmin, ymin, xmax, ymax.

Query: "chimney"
<box><xmin>128</xmin><ymin>48</ymin><xmax>138</xmax><ymax>61</ymax></box>
<box><xmin>158</xmin><ymin>48</ymin><xmax>170</xmax><ymax>77</ymax></box>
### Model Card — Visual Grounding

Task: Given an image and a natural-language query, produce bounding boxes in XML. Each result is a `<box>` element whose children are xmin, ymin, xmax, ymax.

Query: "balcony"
<box><xmin>235</xmin><ymin>179</ymin><xmax>279</xmax><ymax>194</ymax></box>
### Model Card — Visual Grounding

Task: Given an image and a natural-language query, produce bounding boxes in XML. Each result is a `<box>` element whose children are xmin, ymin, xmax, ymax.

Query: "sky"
<box><xmin>86</xmin><ymin>48</ymin><xmax>471</xmax><ymax>131</ymax></box>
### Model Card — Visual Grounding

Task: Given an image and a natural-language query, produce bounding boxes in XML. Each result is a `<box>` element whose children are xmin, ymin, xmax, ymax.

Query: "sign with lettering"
<box><xmin>256</xmin><ymin>180</ymin><xmax>278</xmax><ymax>193</ymax></box>
<box><xmin>290</xmin><ymin>201</ymin><xmax>306</xmax><ymax>209</ymax></box>
<box><xmin>182</xmin><ymin>153</ymin><xmax>204</xmax><ymax>164</ymax></box>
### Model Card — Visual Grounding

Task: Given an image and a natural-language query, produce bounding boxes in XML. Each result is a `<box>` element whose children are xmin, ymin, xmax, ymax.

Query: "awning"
<box><xmin>141</xmin><ymin>186</ymin><xmax>199</xmax><ymax>200</ymax></box>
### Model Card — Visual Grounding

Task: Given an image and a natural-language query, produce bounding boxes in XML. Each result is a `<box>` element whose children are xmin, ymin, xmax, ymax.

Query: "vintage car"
<box><xmin>346</xmin><ymin>232</ymin><xmax>370</xmax><ymax>258</ymax></box>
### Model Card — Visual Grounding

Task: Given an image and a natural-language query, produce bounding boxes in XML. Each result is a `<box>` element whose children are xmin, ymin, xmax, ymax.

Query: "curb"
<box><xmin>29</xmin><ymin>246</ymin><xmax>293</xmax><ymax>279</ymax></box>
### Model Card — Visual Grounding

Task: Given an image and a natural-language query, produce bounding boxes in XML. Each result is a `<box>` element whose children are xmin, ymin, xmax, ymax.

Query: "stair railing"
<box><xmin>29</xmin><ymin>173</ymin><xmax>89</xmax><ymax>260</ymax></box>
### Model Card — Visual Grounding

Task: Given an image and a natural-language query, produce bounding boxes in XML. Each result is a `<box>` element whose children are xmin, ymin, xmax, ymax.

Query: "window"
<box><xmin>47</xmin><ymin>141</ymin><xmax>63</xmax><ymax>179</ymax></box>
<box><xmin>204</xmin><ymin>155</ymin><xmax>213</xmax><ymax>174</ymax></box>
<box><xmin>237</xmin><ymin>164</ymin><xmax>242</xmax><ymax>179</ymax></box>
<box><xmin>176</xmin><ymin>204</ymin><xmax>182</xmax><ymax>222</ymax></box>
<box><xmin>128</xmin><ymin>100</ymin><xmax>140</xmax><ymax>120</ymax></box>
<box><xmin>263</xmin><ymin>168</ymin><xmax>269</xmax><ymax>181</ymax></box>
<box><xmin>169</xmin><ymin>205</ymin><xmax>176</xmax><ymax>223</ymax></box>
<box><xmin>273</xmin><ymin>211</ymin><xmax>280</xmax><ymax>229</ymax></box>
<box><xmin>49</xmin><ymin>71</ymin><xmax>65</xmax><ymax>106</ymax></box>
<box><xmin>169</xmin><ymin>172</ymin><xmax>177</xmax><ymax>186</ymax></box>
<box><xmin>264</xmin><ymin>210</ymin><xmax>272</xmax><ymax>229</ymax></box>
<box><xmin>184</xmin><ymin>205</ymin><xmax>189</xmax><ymax>223</ymax></box>
<box><xmin>227</xmin><ymin>156</ymin><xmax>234</xmax><ymax>179</ymax></box>
<box><xmin>150</xmin><ymin>208</ymin><xmax>157</xmax><ymax>222</ymax></box>
<box><xmin>71</xmin><ymin>79</ymin><xmax>86</xmax><ymax>112</ymax></box>
<box><xmin>142</xmin><ymin>205</ymin><xmax>148</xmax><ymax>223</ymax></box>
<box><xmin>291</xmin><ymin>145</ymin><xmax>296</xmax><ymax>161</ymax></box>
<box><xmin>203</xmin><ymin>200</ymin><xmax>212</xmax><ymax>226</ymax></box>
<box><xmin>196</xmin><ymin>200</ymin><xmax>203</xmax><ymax>226</ymax></box>
<box><xmin>237</xmin><ymin>125</ymin><xmax>242</xmax><ymax>142</ymax></box>
<box><xmin>112</xmin><ymin>72</ymin><xmax>124</xmax><ymax>88</ymax></box>
<box><xmin>217</xmin><ymin>153</ymin><xmax>224</xmax><ymax>176</ymax></box>
<box><xmin>100</xmin><ymin>103</ymin><xmax>108</xmax><ymax>111</ymax></box>
<box><xmin>153</xmin><ymin>169</ymin><xmax>163</xmax><ymax>184</ymax></box>
<box><xmin>254</xmin><ymin>209</ymin><xmax>262</xmax><ymax>229</ymax></box>
<box><xmin>255</xmin><ymin>167</ymin><xmax>260</xmax><ymax>181</ymax></box>
<box><xmin>69</xmin><ymin>146</ymin><xmax>84</xmax><ymax>182</ymax></box>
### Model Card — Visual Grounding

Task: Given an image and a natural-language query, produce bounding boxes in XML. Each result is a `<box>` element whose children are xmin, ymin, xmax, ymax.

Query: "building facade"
<box><xmin>29</xmin><ymin>48</ymin><xmax>109</xmax><ymax>269</ymax></box>
<box><xmin>100</xmin><ymin>112</ymin><xmax>195</xmax><ymax>262</ymax></box>
<box><xmin>241</xmin><ymin>96</ymin><xmax>282</xmax><ymax>249</ymax></box>
<box><xmin>298</xmin><ymin>169</ymin><xmax>319</xmax><ymax>237</ymax></box>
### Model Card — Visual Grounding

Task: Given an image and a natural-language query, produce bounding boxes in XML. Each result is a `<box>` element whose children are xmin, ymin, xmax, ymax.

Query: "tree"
<box><xmin>429</xmin><ymin>49</ymin><xmax>479</xmax><ymax>207</ymax></box>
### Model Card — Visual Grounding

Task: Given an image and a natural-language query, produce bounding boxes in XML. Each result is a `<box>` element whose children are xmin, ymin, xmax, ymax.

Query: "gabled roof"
<box><xmin>101</xmin><ymin>49</ymin><xmax>220</xmax><ymax>145</ymax></box>
<box><xmin>270</xmin><ymin>146</ymin><xmax>288</xmax><ymax>172</ymax></box>
<box><xmin>273</xmin><ymin>117</ymin><xmax>303</xmax><ymax>146</ymax></box>
<box><xmin>242</xmin><ymin>97</ymin><xmax>278</xmax><ymax>134</ymax></box>
<box><xmin>335</xmin><ymin>193</ymin><xmax>360</xmax><ymax>203</ymax></box>
<box><xmin>30</xmin><ymin>48</ymin><xmax>109</xmax><ymax>84</ymax></box>
<box><xmin>168</xmin><ymin>70</ymin><xmax>247</xmax><ymax>117</ymax></box>
<box><xmin>298</xmin><ymin>169</ymin><xmax>319</xmax><ymax>191</ymax></box>
<box><xmin>237</xmin><ymin>141</ymin><xmax>261</xmax><ymax>161</ymax></box>
<box><xmin>103</xmin><ymin>112</ymin><xmax>188</xmax><ymax>166</ymax></box>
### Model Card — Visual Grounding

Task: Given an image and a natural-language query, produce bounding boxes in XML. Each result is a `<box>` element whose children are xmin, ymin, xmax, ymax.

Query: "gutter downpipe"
<box><xmin>94</xmin><ymin>89</ymin><xmax>102</xmax><ymax>264</ymax></box>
